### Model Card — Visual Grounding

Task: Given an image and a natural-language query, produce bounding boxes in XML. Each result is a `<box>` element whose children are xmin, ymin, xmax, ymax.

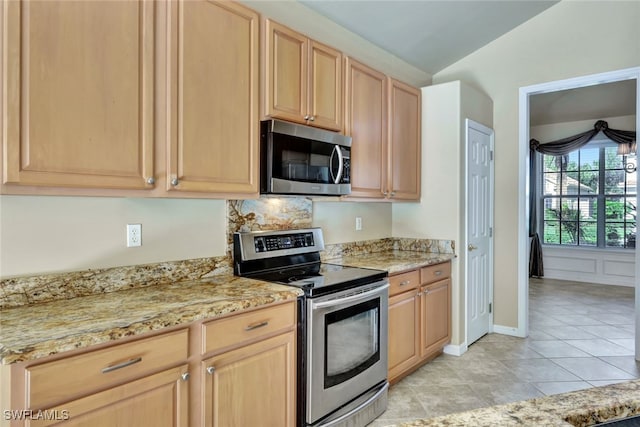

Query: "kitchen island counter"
<box><xmin>325</xmin><ymin>250</ymin><xmax>455</xmax><ymax>274</ymax></box>
<box><xmin>394</xmin><ymin>378</ymin><xmax>640</xmax><ymax>426</ymax></box>
<box><xmin>0</xmin><ymin>275</ymin><xmax>302</xmax><ymax>364</ymax></box>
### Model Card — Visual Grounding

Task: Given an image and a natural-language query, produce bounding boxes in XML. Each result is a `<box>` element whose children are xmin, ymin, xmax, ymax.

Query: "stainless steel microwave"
<box><xmin>260</xmin><ymin>119</ymin><xmax>351</xmax><ymax>196</ymax></box>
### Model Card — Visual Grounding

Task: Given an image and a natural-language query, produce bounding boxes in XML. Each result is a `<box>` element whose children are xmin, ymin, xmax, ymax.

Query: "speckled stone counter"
<box><xmin>325</xmin><ymin>250</ymin><xmax>456</xmax><ymax>275</ymax></box>
<box><xmin>396</xmin><ymin>379</ymin><xmax>640</xmax><ymax>427</ymax></box>
<box><xmin>0</xmin><ymin>275</ymin><xmax>302</xmax><ymax>365</ymax></box>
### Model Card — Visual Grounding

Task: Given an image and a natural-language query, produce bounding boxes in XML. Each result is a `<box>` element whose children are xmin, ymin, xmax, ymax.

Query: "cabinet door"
<box><xmin>420</xmin><ymin>279</ymin><xmax>451</xmax><ymax>358</ymax></box>
<box><xmin>264</xmin><ymin>20</ymin><xmax>307</xmax><ymax>125</ymax></box>
<box><xmin>203</xmin><ymin>332</ymin><xmax>295</xmax><ymax>427</ymax></box>
<box><xmin>32</xmin><ymin>366</ymin><xmax>189</xmax><ymax>427</ymax></box>
<box><xmin>388</xmin><ymin>289</ymin><xmax>420</xmax><ymax>383</ymax></box>
<box><xmin>344</xmin><ymin>58</ymin><xmax>387</xmax><ymax>199</ymax></box>
<box><xmin>167</xmin><ymin>0</ymin><xmax>259</xmax><ymax>194</ymax></box>
<box><xmin>308</xmin><ymin>41</ymin><xmax>342</xmax><ymax>131</ymax></box>
<box><xmin>2</xmin><ymin>0</ymin><xmax>155</xmax><ymax>189</ymax></box>
<box><xmin>388</xmin><ymin>79</ymin><xmax>421</xmax><ymax>200</ymax></box>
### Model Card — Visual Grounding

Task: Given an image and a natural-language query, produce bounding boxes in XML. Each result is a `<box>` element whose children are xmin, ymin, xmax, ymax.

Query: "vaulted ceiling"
<box><xmin>297</xmin><ymin>0</ymin><xmax>636</xmax><ymax>125</ymax></box>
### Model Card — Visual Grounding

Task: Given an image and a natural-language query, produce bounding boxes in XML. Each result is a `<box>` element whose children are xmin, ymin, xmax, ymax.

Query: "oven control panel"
<box><xmin>254</xmin><ymin>232</ymin><xmax>315</xmax><ymax>253</ymax></box>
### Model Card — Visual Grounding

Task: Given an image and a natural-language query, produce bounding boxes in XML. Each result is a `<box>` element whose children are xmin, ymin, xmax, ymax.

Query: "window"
<box><xmin>541</xmin><ymin>140</ymin><xmax>636</xmax><ymax>248</ymax></box>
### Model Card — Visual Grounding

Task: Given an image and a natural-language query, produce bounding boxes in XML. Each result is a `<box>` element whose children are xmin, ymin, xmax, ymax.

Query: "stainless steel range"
<box><xmin>233</xmin><ymin>228</ymin><xmax>389</xmax><ymax>427</ymax></box>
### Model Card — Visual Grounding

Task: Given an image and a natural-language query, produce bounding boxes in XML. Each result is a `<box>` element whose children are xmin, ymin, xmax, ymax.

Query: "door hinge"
<box><xmin>489</xmin><ymin>227</ymin><xmax>493</xmax><ymax>237</ymax></box>
<box><xmin>490</xmin><ymin>150</ymin><xmax>494</xmax><ymax>161</ymax></box>
<box><xmin>489</xmin><ymin>303</ymin><xmax>492</xmax><ymax>313</ymax></box>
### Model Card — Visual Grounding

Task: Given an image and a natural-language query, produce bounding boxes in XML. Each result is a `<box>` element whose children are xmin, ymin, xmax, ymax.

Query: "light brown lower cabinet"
<box><xmin>1</xmin><ymin>301</ymin><xmax>297</xmax><ymax>427</ymax></box>
<box><xmin>420</xmin><ymin>278</ymin><xmax>451</xmax><ymax>357</ymax></box>
<box><xmin>30</xmin><ymin>365</ymin><xmax>189</xmax><ymax>427</ymax></box>
<box><xmin>202</xmin><ymin>331</ymin><xmax>295</xmax><ymax>427</ymax></box>
<box><xmin>200</xmin><ymin>300</ymin><xmax>296</xmax><ymax>427</ymax></box>
<box><xmin>388</xmin><ymin>261</ymin><xmax>451</xmax><ymax>384</ymax></box>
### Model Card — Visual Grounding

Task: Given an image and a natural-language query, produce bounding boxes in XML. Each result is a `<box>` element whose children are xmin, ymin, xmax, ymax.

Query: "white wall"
<box><xmin>313</xmin><ymin>201</ymin><xmax>392</xmax><ymax>244</ymax></box>
<box><xmin>0</xmin><ymin>196</ymin><xmax>227</xmax><ymax>277</ymax></box>
<box><xmin>392</xmin><ymin>81</ymin><xmax>493</xmax><ymax>347</ymax></box>
<box><xmin>432</xmin><ymin>0</ymin><xmax>640</xmax><ymax>329</ymax></box>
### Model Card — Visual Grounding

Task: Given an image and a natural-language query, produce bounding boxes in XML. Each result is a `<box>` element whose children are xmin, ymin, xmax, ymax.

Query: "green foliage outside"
<box><xmin>541</xmin><ymin>147</ymin><xmax>636</xmax><ymax>248</ymax></box>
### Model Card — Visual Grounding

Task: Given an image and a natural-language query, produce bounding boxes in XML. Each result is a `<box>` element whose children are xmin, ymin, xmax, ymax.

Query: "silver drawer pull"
<box><xmin>101</xmin><ymin>357</ymin><xmax>142</xmax><ymax>374</ymax></box>
<box><xmin>399</xmin><ymin>280</ymin><xmax>411</xmax><ymax>286</ymax></box>
<box><xmin>207</xmin><ymin>366</ymin><xmax>216</xmax><ymax>375</ymax></box>
<box><xmin>245</xmin><ymin>320</ymin><xmax>269</xmax><ymax>331</ymax></box>
<box><xmin>434</xmin><ymin>271</ymin><xmax>443</xmax><ymax>276</ymax></box>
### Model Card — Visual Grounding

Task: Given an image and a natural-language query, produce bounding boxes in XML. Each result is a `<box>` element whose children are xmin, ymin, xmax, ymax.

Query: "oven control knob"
<box><xmin>255</xmin><ymin>239</ymin><xmax>265</xmax><ymax>252</ymax></box>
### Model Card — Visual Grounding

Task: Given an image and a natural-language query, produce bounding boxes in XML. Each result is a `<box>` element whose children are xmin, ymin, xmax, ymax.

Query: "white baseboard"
<box><xmin>443</xmin><ymin>342</ymin><xmax>467</xmax><ymax>356</ymax></box>
<box><xmin>492</xmin><ymin>324</ymin><xmax>526</xmax><ymax>338</ymax></box>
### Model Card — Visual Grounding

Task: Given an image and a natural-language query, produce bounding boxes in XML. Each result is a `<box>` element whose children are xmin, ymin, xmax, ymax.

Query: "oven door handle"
<box><xmin>312</xmin><ymin>283</ymin><xmax>389</xmax><ymax>309</ymax></box>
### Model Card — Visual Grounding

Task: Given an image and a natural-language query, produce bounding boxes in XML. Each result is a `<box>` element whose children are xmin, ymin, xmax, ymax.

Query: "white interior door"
<box><xmin>466</xmin><ymin>119</ymin><xmax>494</xmax><ymax>346</ymax></box>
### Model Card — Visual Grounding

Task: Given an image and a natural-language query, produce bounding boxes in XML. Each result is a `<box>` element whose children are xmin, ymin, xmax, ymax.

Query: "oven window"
<box><xmin>324</xmin><ymin>298</ymin><xmax>380</xmax><ymax>388</ymax></box>
<box><xmin>272</xmin><ymin>134</ymin><xmax>343</xmax><ymax>184</ymax></box>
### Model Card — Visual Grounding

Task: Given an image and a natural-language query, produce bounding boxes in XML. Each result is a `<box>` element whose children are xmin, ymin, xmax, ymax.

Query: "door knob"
<box><xmin>468</xmin><ymin>244</ymin><xmax>478</xmax><ymax>251</ymax></box>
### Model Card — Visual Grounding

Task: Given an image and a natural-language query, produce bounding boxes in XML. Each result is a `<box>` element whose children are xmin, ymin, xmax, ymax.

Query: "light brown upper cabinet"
<box><xmin>344</xmin><ymin>58</ymin><xmax>387</xmax><ymax>199</ymax></box>
<box><xmin>388</xmin><ymin>79</ymin><xmax>421</xmax><ymax>200</ymax></box>
<box><xmin>264</xmin><ymin>20</ymin><xmax>343</xmax><ymax>131</ymax></box>
<box><xmin>165</xmin><ymin>0</ymin><xmax>259</xmax><ymax>195</ymax></box>
<box><xmin>2</xmin><ymin>0</ymin><xmax>155</xmax><ymax>190</ymax></box>
<box><xmin>345</xmin><ymin>59</ymin><xmax>421</xmax><ymax>201</ymax></box>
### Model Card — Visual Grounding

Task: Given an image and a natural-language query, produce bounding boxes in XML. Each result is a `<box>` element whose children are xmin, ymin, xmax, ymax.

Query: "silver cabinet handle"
<box><xmin>207</xmin><ymin>366</ymin><xmax>216</xmax><ymax>375</ymax></box>
<box><xmin>382</xmin><ymin>191</ymin><xmax>388</xmax><ymax>196</ymax></box>
<box><xmin>304</xmin><ymin>115</ymin><xmax>310</xmax><ymax>120</ymax></box>
<box><xmin>309</xmin><ymin>116</ymin><xmax>315</xmax><ymax>121</ymax></box>
<box><xmin>101</xmin><ymin>357</ymin><xmax>142</xmax><ymax>374</ymax></box>
<box><xmin>399</xmin><ymin>280</ymin><xmax>411</xmax><ymax>286</ymax></box>
<box><xmin>434</xmin><ymin>271</ymin><xmax>443</xmax><ymax>276</ymax></box>
<box><xmin>171</xmin><ymin>178</ymin><xmax>179</xmax><ymax>186</ymax></box>
<box><xmin>146</xmin><ymin>177</ymin><xmax>155</xmax><ymax>185</ymax></box>
<box><xmin>181</xmin><ymin>372</ymin><xmax>190</xmax><ymax>381</ymax></box>
<box><xmin>390</xmin><ymin>191</ymin><xmax>396</xmax><ymax>197</ymax></box>
<box><xmin>245</xmin><ymin>320</ymin><xmax>269</xmax><ymax>331</ymax></box>
<box><xmin>468</xmin><ymin>244</ymin><xmax>478</xmax><ymax>251</ymax></box>
<box><xmin>423</xmin><ymin>289</ymin><xmax>430</xmax><ymax>295</ymax></box>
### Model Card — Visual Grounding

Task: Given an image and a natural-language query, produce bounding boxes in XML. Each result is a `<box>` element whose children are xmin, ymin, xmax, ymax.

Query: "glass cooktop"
<box><xmin>248</xmin><ymin>262</ymin><xmax>387</xmax><ymax>297</ymax></box>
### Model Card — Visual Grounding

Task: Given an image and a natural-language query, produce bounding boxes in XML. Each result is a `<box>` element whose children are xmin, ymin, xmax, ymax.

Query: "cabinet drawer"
<box><xmin>202</xmin><ymin>301</ymin><xmax>295</xmax><ymax>355</ymax></box>
<box><xmin>26</xmin><ymin>329</ymin><xmax>189</xmax><ymax>409</ymax></box>
<box><xmin>420</xmin><ymin>262</ymin><xmax>451</xmax><ymax>284</ymax></box>
<box><xmin>389</xmin><ymin>270</ymin><xmax>420</xmax><ymax>296</ymax></box>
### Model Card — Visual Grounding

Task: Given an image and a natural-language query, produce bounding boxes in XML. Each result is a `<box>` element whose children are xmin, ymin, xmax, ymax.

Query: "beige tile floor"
<box><xmin>370</xmin><ymin>277</ymin><xmax>638</xmax><ymax>426</ymax></box>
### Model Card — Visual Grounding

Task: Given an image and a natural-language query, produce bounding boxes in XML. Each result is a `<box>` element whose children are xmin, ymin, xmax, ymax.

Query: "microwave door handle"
<box><xmin>329</xmin><ymin>145</ymin><xmax>343</xmax><ymax>184</ymax></box>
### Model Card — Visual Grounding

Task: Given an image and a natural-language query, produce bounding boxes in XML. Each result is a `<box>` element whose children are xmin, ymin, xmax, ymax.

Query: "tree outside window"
<box><xmin>541</xmin><ymin>142</ymin><xmax>636</xmax><ymax>248</ymax></box>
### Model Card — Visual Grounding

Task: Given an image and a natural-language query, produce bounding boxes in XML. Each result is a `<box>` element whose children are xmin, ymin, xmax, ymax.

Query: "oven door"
<box><xmin>306</xmin><ymin>280</ymin><xmax>389</xmax><ymax>425</ymax></box>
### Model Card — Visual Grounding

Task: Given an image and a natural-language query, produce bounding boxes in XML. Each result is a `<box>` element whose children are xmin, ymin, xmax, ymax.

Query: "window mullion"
<box><xmin>597</xmin><ymin>147</ymin><xmax>606</xmax><ymax>247</ymax></box>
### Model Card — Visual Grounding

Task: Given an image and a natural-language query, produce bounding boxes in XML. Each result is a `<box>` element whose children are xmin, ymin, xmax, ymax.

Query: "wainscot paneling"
<box><xmin>542</xmin><ymin>246</ymin><xmax>635</xmax><ymax>287</ymax></box>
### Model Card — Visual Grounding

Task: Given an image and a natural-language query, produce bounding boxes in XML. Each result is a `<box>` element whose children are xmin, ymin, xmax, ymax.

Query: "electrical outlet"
<box><xmin>126</xmin><ymin>224</ymin><xmax>142</xmax><ymax>247</ymax></box>
<box><xmin>355</xmin><ymin>217</ymin><xmax>362</xmax><ymax>231</ymax></box>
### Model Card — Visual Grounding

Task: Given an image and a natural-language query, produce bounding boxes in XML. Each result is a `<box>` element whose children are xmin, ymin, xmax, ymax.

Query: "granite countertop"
<box><xmin>0</xmin><ymin>249</ymin><xmax>451</xmax><ymax>365</ymax></box>
<box><xmin>325</xmin><ymin>250</ymin><xmax>455</xmax><ymax>274</ymax></box>
<box><xmin>397</xmin><ymin>379</ymin><xmax>640</xmax><ymax>426</ymax></box>
<box><xmin>0</xmin><ymin>275</ymin><xmax>302</xmax><ymax>365</ymax></box>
